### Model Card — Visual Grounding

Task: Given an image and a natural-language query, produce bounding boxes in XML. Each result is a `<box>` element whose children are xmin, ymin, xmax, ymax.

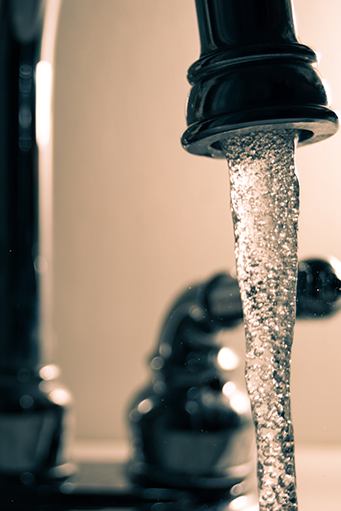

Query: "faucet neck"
<box><xmin>0</xmin><ymin>0</ymin><xmax>53</xmax><ymax>375</ymax></box>
<box><xmin>195</xmin><ymin>0</ymin><xmax>298</xmax><ymax>57</ymax></box>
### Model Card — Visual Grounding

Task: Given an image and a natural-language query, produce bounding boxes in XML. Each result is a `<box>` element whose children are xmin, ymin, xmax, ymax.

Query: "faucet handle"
<box><xmin>296</xmin><ymin>257</ymin><xmax>341</xmax><ymax>318</ymax></box>
<box><xmin>127</xmin><ymin>256</ymin><xmax>341</xmax><ymax>494</ymax></box>
<box><xmin>203</xmin><ymin>257</ymin><xmax>341</xmax><ymax>322</ymax></box>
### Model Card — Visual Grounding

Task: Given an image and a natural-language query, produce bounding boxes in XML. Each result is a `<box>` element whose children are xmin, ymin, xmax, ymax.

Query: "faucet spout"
<box><xmin>182</xmin><ymin>0</ymin><xmax>339</xmax><ymax>158</ymax></box>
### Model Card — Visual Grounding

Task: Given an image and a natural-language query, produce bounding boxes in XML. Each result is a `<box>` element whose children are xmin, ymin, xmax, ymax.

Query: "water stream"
<box><xmin>222</xmin><ymin>130</ymin><xmax>299</xmax><ymax>510</ymax></box>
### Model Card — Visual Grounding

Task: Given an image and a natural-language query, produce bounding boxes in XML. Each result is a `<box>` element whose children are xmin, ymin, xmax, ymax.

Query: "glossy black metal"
<box><xmin>0</xmin><ymin>369</ymin><xmax>74</xmax><ymax>486</ymax></box>
<box><xmin>0</xmin><ymin>0</ymin><xmax>73</xmax><ymax>487</ymax></box>
<box><xmin>127</xmin><ymin>272</ymin><xmax>255</xmax><ymax>493</ymax></box>
<box><xmin>296</xmin><ymin>258</ymin><xmax>341</xmax><ymax>317</ymax></box>
<box><xmin>182</xmin><ymin>0</ymin><xmax>339</xmax><ymax>157</ymax></box>
<box><xmin>0</xmin><ymin>0</ymin><xmax>43</xmax><ymax>375</ymax></box>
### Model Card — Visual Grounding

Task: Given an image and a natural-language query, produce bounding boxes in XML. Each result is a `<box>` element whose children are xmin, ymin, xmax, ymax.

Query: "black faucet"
<box><xmin>0</xmin><ymin>0</ymin><xmax>73</xmax><ymax>490</ymax></box>
<box><xmin>182</xmin><ymin>0</ymin><xmax>338</xmax><ymax>157</ymax></box>
<box><xmin>127</xmin><ymin>258</ymin><xmax>341</xmax><ymax>495</ymax></box>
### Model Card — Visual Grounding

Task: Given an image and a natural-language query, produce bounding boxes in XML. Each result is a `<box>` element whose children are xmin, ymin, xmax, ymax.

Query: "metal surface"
<box><xmin>0</xmin><ymin>0</ymin><xmax>42</xmax><ymax>375</ymax></box>
<box><xmin>0</xmin><ymin>0</ymin><xmax>71</xmax><ymax>486</ymax></box>
<box><xmin>182</xmin><ymin>0</ymin><xmax>339</xmax><ymax>157</ymax></box>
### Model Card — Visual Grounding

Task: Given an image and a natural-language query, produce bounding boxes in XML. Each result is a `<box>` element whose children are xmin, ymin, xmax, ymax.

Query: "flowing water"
<box><xmin>222</xmin><ymin>130</ymin><xmax>299</xmax><ymax>510</ymax></box>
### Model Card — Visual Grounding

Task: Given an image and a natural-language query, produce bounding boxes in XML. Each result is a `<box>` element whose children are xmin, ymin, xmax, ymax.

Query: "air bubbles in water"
<box><xmin>222</xmin><ymin>130</ymin><xmax>299</xmax><ymax>511</ymax></box>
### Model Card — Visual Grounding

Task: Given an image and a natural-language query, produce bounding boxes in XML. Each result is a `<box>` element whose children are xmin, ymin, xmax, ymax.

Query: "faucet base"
<box><xmin>0</xmin><ymin>366</ymin><xmax>74</xmax><ymax>486</ymax></box>
<box><xmin>127</xmin><ymin>458</ymin><xmax>254</xmax><ymax>495</ymax></box>
<box><xmin>0</xmin><ymin>462</ymin><xmax>75</xmax><ymax>487</ymax></box>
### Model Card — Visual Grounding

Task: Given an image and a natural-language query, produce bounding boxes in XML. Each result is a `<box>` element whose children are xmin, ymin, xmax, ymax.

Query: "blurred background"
<box><xmin>50</xmin><ymin>0</ymin><xmax>341</xmax><ymax>446</ymax></box>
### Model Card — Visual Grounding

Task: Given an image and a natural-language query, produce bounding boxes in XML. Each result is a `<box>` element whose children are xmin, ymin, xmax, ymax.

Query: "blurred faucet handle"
<box><xmin>296</xmin><ymin>257</ymin><xmax>341</xmax><ymax>318</ymax></box>
<box><xmin>203</xmin><ymin>257</ymin><xmax>341</xmax><ymax>322</ymax></box>
<box><xmin>204</xmin><ymin>272</ymin><xmax>243</xmax><ymax>325</ymax></box>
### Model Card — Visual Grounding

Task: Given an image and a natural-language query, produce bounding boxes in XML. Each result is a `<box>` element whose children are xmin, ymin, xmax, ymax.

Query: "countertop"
<box><xmin>72</xmin><ymin>441</ymin><xmax>341</xmax><ymax>511</ymax></box>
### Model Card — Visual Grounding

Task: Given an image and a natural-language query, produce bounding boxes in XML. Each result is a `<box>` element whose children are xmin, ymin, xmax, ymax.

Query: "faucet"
<box><xmin>182</xmin><ymin>0</ymin><xmax>338</xmax><ymax>157</ymax></box>
<box><xmin>0</xmin><ymin>0</ymin><xmax>73</xmax><ymax>491</ymax></box>
<box><xmin>127</xmin><ymin>271</ymin><xmax>255</xmax><ymax>500</ymax></box>
<box><xmin>127</xmin><ymin>258</ymin><xmax>341</xmax><ymax>497</ymax></box>
<box><xmin>0</xmin><ymin>0</ymin><xmax>339</xmax><ymax>509</ymax></box>
<box><xmin>179</xmin><ymin>0</ymin><xmax>339</xmax><ymax>508</ymax></box>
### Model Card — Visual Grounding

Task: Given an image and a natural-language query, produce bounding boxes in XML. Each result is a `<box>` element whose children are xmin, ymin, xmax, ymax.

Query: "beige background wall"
<box><xmin>51</xmin><ymin>0</ymin><xmax>341</xmax><ymax>444</ymax></box>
